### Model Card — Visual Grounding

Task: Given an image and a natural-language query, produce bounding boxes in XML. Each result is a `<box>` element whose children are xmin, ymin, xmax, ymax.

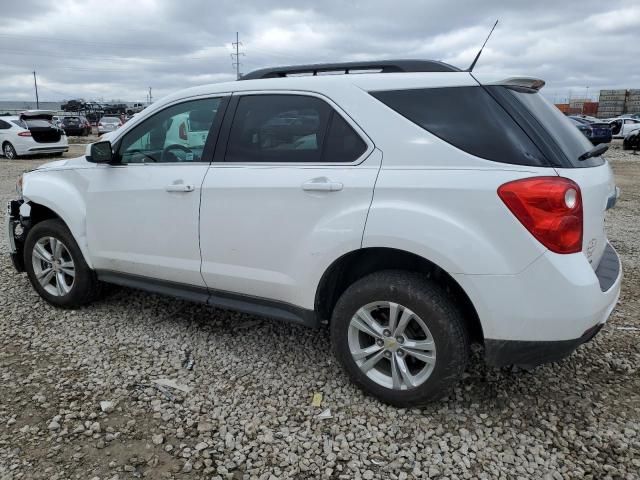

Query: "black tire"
<box><xmin>330</xmin><ymin>270</ymin><xmax>469</xmax><ymax>407</ymax></box>
<box><xmin>24</xmin><ymin>219</ymin><xmax>102</xmax><ymax>308</ymax></box>
<box><xmin>3</xmin><ymin>142</ymin><xmax>18</xmax><ymax>159</ymax></box>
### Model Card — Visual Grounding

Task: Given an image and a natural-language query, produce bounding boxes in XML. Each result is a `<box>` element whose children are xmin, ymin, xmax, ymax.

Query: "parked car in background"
<box><xmin>98</xmin><ymin>116</ymin><xmax>122</xmax><ymax>134</ymax></box>
<box><xmin>51</xmin><ymin>116</ymin><xmax>64</xmax><ymax>128</ymax></box>
<box><xmin>568</xmin><ymin>116</ymin><xmax>612</xmax><ymax>145</ymax></box>
<box><xmin>0</xmin><ymin>110</ymin><xmax>68</xmax><ymax>158</ymax></box>
<box><xmin>7</xmin><ymin>61</ymin><xmax>622</xmax><ymax>406</ymax></box>
<box><xmin>61</xmin><ymin>99</ymin><xmax>85</xmax><ymax>112</ymax></box>
<box><xmin>572</xmin><ymin>114</ymin><xmax>600</xmax><ymax>123</ymax></box>
<box><xmin>609</xmin><ymin>117</ymin><xmax>640</xmax><ymax>138</ymax></box>
<box><xmin>623</xmin><ymin>129</ymin><xmax>640</xmax><ymax>151</ymax></box>
<box><xmin>61</xmin><ymin>115</ymin><xmax>91</xmax><ymax>136</ymax></box>
<box><xmin>126</xmin><ymin>103</ymin><xmax>146</xmax><ymax>115</ymax></box>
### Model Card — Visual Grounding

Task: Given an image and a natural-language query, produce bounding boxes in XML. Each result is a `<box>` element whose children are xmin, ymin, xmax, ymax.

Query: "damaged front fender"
<box><xmin>6</xmin><ymin>199</ymin><xmax>28</xmax><ymax>272</ymax></box>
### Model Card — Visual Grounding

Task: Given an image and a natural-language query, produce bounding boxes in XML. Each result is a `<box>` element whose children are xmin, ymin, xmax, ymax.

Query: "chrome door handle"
<box><xmin>302</xmin><ymin>178</ymin><xmax>343</xmax><ymax>192</ymax></box>
<box><xmin>166</xmin><ymin>184</ymin><xmax>195</xmax><ymax>192</ymax></box>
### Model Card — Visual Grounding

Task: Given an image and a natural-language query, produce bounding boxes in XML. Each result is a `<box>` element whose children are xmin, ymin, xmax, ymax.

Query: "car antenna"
<box><xmin>467</xmin><ymin>20</ymin><xmax>499</xmax><ymax>72</ymax></box>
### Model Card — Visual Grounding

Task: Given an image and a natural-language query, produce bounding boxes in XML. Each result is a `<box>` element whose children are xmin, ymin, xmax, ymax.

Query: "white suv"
<box><xmin>6</xmin><ymin>61</ymin><xmax>622</xmax><ymax>406</ymax></box>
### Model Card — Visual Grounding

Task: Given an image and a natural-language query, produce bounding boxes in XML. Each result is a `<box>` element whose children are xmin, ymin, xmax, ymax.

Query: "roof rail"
<box><xmin>239</xmin><ymin>59</ymin><xmax>460</xmax><ymax>80</ymax></box>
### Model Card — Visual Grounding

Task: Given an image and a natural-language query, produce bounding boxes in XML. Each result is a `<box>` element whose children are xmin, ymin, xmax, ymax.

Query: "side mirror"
<box><xmin>88</xmin><ymin>141</ymin><xmax>114</xmax><ymax>163</ymax></box>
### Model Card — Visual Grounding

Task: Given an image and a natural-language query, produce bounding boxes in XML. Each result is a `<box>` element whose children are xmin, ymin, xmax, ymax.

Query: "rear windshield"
<box><xmin>101</xmin><ymin>117</ymin><xmax>120</xmax><ymax>124</ymax></box>
<box><xmin>371</xmin><ymin>86</ymin><xmax>548</xmax><ymax>167</ymax></box>
<box><xmin>504</xmin><ymin>87</ymin><xmax>604</xmax><ymax>168</ymax></box>
<box><xmin>23</xmin><ymin>119</ymin><xmax>53</xmax><ymax>128</ymax></box>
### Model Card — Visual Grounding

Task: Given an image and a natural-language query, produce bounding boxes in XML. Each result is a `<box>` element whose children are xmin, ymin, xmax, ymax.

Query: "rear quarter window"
<box><xmin>502</xmin><ymin>87</ymin><xmax>604</xmax><ymax>168</ymax></box>
<box><xmin>371</xmin><ymin>86</ymin><xmax>548</xmax><ymax>167</ymax></box>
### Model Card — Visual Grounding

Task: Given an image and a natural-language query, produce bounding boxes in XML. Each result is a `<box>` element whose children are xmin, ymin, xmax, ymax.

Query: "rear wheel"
<box><xmin>24</xmin><ymin>219</ymin><xmax>102</xmax><ymax>308</ymax></box>
<box><xmin>330</xmin><ymin>270</ymin><xmax>469</xmax><ymax>406</ymax></box>
<box><xmin>3</xmin><ymin>142</ymin><xmax>17</xmax><ymax>159</ymax></box>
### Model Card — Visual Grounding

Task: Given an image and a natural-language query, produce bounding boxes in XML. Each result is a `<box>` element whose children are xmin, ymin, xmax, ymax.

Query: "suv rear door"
<box><xmin>199</xmin><ymin>92</ymin><xmax>380</xmax><ymax>309</ymax></box>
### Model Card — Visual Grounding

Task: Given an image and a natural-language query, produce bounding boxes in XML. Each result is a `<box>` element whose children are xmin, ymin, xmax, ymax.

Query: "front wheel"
<box><xmin>24</xmin><ymin>219</ymin><xmax>102</xmax><ymax>308</ymax></box>
<box><xmin>330</xmin><ymin>270</ymin><xmax>469</xmax><ymax>407</ymax></box>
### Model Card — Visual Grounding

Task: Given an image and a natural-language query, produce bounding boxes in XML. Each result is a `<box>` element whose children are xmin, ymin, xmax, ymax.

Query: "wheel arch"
<box><xmin>22</xmin><ymin>178</ymin><xmax>92</xmax><ymax>269</ymax></box>
<box><xmin>314</xmin><ymin>247</ymin><xmax>484</xmax><ymax>344</ymax></box>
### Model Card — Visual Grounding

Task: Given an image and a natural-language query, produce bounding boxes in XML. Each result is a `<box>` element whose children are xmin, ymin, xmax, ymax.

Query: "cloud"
<box><xmin>0</xmin><ymin>0</ymin><xmax>637</xmax><ymax>104</ymax></box>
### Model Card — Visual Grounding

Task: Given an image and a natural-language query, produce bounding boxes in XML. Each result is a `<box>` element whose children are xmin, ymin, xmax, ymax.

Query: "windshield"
<box><xmin>23</xmin><ymin>119</ymin><xmax>54</xmax><ymax>128</ymax></box>
<box><xmin>101</xmin><ymin>117</ymin><xmax>120</xmax><ymax>124</ymax></box>
<box><xmin>506</xmin><ymin>88</ymin><xmax>603</xmax><ymax>168</ymax></box>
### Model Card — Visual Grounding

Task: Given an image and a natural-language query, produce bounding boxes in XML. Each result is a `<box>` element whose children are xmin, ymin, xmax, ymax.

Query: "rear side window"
<box><xmin>225</xmin><ymin>94</ymin><xmax>366</xmax><ymax>163</ymax></box>
<box><xmin>0</xmin><ymin>120</ymin><xmax>10</xmax><ymax>129</ymax></box>
<box><xmin>371</xmin><ymin>86</ymin><xmax>548</xmax><ymax>167</ymax></box>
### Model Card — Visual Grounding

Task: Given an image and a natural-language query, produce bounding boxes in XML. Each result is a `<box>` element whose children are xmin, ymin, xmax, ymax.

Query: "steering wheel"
<box><xmin>161</xmin><ymin>144</ymin><xmax>193</xmax><ymax>162</ymax></box>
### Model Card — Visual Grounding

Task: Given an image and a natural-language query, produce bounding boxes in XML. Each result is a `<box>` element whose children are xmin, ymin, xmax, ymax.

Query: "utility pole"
<box><xmin>148</xmin><ymin>87</ymin><xmax>152</xmax><ymax>104</ymax></box>
<box><xmin>33</xmin><ymin>71</ymin><xmax>40</xmax><ymax>109</ymax></box>
<box><xmin>231</xmin><ymin>32</ymin><xmax>245</xmax><ymax>80</ymax></box>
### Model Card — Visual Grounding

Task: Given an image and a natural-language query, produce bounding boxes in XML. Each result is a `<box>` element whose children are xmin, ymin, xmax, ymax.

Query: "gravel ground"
<box><xmin>1</xmin><ymin>142</ymin><xmax>638</xmax><ymax>480</ymax></box>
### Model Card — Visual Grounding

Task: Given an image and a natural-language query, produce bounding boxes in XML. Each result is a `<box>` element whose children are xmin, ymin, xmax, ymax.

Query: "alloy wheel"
<box><xmin>4</xmin><ymin>144</ymin><xmax>15</xmax><ymax>159</ymax></box>
<box><xmin>31</xmin><ymin>236</ymin><xmax>75</xmax><ymax>296</ymax></box>
<box><xmin>347</xmin><ymin>301</ymin><xmax>437</xmax><ymax>390</ymax></box>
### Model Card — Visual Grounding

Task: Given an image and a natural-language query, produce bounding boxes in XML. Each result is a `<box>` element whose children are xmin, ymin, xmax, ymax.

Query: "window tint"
<box><xmin>371</xmin><ymin>86</ymin><xmax>548</xmax><ymax>167</ymax></box>
<box><xmin>504</xmin><ymin>87</ymin><xmax>603</xmax><ymax>168</ymax></box>
<box><xmin>118</xmin><ymin>97</ymin><xmax>220</xmax><ymax>164</ymax></box>
<box><xmin>0</xmin><ymin>119</ymin><xmax>10</xmax><ymax>129</ymax></box>
<box><xmin>323</xmin><ymin>113</ymin><xmax>367</xmax><ymax>162</ymax></box>
<box><xmin>225</xmin><ymin>95</ymin><xmax>366</xmax><ymax>163</ymax></box>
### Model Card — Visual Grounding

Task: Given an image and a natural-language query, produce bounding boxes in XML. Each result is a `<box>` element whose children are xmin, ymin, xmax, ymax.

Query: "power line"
<box><xmin>231</xmin><ymin>32</ymin><xmax>245</xmax><ymax>80</ymax></box>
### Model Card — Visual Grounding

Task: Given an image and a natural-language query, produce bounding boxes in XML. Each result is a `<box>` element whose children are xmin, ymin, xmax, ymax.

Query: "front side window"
<box><xmin>225</xmin><ymin>94</ymin><xmax>366</xmax><ymax>163</ymax></box>
<box><xmin>118</xmin><ymin>97</ymin><xmax>221</xmax><ymax>164</ymax></box>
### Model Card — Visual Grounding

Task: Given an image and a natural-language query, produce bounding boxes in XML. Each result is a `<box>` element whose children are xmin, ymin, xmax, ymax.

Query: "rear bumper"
<box><xmin>485</xmin><ymin>322</ymin><xmax>604</xmax><ymax>367</ymax></box>
<box><xmin>590</xmin><ymin>135</ymin><xmax>612</xmax><ymax>145</ymax></box>
<box><xmin>26</xmin><ymin>146</ymin><xmax>68</xmax><ymax>153</ymax></box>
<box><xmin>454</xmin><ymin>241</ymin><xmax>622</xmax><ymax>366</ymax></box>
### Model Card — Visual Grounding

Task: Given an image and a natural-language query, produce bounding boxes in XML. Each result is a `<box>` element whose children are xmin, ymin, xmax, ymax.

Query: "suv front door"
<box><xmin>199</xmin><ymin>93</ymin><xmax>381</xmax><ymax>310</ymax></box>
<box><xmin>85</xmin><ymin>96</ymin><xmax>226</xmax><ymax>287</ymax></box>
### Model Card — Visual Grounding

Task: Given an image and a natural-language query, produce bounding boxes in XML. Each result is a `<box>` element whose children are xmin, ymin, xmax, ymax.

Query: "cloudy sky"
<box><xmin>2</xmin><ymin>0</ymin><xmax>639</xmax><ymax>105</ymax></box>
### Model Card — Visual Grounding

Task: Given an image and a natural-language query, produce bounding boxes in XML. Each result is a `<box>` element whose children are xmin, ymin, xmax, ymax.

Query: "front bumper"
<box><xmin>6</xmin><ymin>199</ymin><xmax>26</xmax><ymax>272</ymax></box>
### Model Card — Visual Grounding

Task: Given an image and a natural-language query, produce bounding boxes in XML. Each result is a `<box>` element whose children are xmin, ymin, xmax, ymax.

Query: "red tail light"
<box><xmin>498</xmin><ymin>177</ymin><xmax>583</xmax><ymax>254</ymax></box>
<box><xmin>17</xmin><ymin>131</ymin><xmax>31</xmax><ymax>137</ymax></box>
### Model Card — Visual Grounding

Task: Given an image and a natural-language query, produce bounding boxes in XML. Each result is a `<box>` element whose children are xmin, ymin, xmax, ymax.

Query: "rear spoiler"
<box><xmin>484</xmin><ymin>77</ymin><xmax>546</xmax><ymax>91</ymax></box>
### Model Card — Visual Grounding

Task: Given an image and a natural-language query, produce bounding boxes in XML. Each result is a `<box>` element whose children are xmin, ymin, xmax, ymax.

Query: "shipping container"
<box><xmin>600</xmin><ymin>89</ymin><xmax>627</xmax><ymax>96</ymax></box>
<box><xmin>599</xmin><ymin>95</ymin><xmax>627</xmax><ymax>102</ymax></box>
<box><xmin>582</xmin><ymin>102</ymin><xmax>598</xmax><ymax>115</ymax></box>
<box><xmin>554</xmin><ymin>103</ymin><xmax>569</xmax><ymax>113</ymax></box>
